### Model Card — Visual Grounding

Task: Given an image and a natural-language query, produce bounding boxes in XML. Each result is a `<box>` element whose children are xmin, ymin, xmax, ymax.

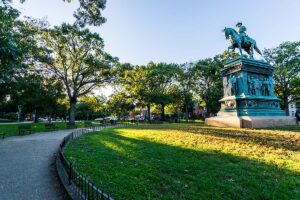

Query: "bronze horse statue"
<box><xmin>223</xmin><ymin>27</ymin><xmax>262</xmax><ymax>59</ymax></box>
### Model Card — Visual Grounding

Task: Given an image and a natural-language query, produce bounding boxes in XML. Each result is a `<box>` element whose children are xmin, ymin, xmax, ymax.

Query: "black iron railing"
<box><xmin>58</xmin><ymin>124</ymin><xmax>127</xmax><ymax>200</ymax></box>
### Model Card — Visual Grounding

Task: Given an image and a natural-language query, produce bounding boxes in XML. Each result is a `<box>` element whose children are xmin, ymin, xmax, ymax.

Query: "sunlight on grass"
<box><xmin>65</xmin><ymin>124</ymin><xmax>300</xmax><ymax>200</ymax></box>
<box><xmin>115</xmin><ymin>125</ymin><xmax>300</xmax><ymax>172</ymax></box>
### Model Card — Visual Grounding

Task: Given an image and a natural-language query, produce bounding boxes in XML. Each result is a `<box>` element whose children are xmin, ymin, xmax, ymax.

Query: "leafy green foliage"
<box><xmin>5</xmin><ymin>0</ymin><xmax>107</xmax><ymax>27</ymax></box>
<box><xmin>5</xmin><ymin>73</ymin><xmax>65</xmax><ymax>121</ymax></box>
<box><xmin>290</xmin><ymin>77</ymin><xmax>300</xmax><ymax>106</ymax></box>
<box><xmin>0</xmin><ymin>5</ymin><xmax>21</xmax><ymax>84</ymax></box>
<box><xmin>192</xmin><ymin>56</ymin><xmax>223</xmax><ymax>115</ymax></box>
<box><xmin>41</xmin><ymin>23</ymin><xmax>117</xmax><ymax>122</ymax></box>
<box><xmin>145</xmin><ymin>63</ymin><xmax>180</xmax><ymax>120</ymax></box>
<box><xmin>0</xmin><ymin>5</ymin><xmax>42</xmax><ymax>86</ymax></box>
<box><xmin>177</xmin><ymin>63</ymin><xmax>196</xmax><ymax>120</ymax></box>
<box><xmin>108</xmin><ymin>92</ymin><xmax>135</xmax><ymax>119</ymax></box>
<box><xmin>118</xmin><ymin>62</ymin><xmax>180</xmax><ymax>120</ymax></box>
<box><xmin>264</xmin><ymin>41</ymin><xmax>300</xmax><ymax>114</ymax></box>
<box><xmin>64</xmin><ymin>0</ymin><xmax>107</xmax><ymax>27</ymax></box>
<box><xmin>76</xmin><ymin>95</ymin><xmax>110</xmax><ymax>120</ymax></box>
<box><xmin>0</xmin><ymin>4</ymin><xmax>53</xmax><ymax>118</ymax></box>
<box><xmin>65</xmin><ymin>124</ymin><xmax>300</xmax><ymax>200</ymax></box>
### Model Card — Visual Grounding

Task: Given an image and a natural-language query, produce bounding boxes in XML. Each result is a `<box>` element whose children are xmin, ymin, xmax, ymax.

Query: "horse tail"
<box><xmin>254</xmin><ymin>44</ymin><xmax>262</xmax><ymax>55</ymax></box>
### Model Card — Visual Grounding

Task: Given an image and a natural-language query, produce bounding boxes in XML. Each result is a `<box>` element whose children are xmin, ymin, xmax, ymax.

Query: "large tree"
<box><xmin>41</xmin><ymin>23</ymin><xmax>117</xmax><ymax>123</ymax></box>
<box><xmin>119</xmin><ymin>62</ymin><xmax>179</xmax><ymax>121</ymax></box>
<box><xmin>108</xmin><ymin>92</ymin><xmax>135</xmax><ymax>119</ymax></box>
<box><xmin>263</xmin><ymin>41</ymin><xmax>300</xmax><ymax>115</ymax></box>
<box><xmin>76</xmin><ymin>95</ymin><xmax>109</xmax><ymax>120</ymax></box>
<box><xmin>192</xmin><ymin>56</ymin><xmax>223</xmax><ymax>116</ymax></box>
<box><xmin>118</xmin><ymin>63</ymin><xmax>153</xmax><ymax>121</ymax></box>
<box><xmin>177</xmin><ymin>62</ymin><xmax>195</xmax><ymax>121</ymax></box>
<box><xmin>0</xmin><ymin>3</ymin><xmax>46</xmax><ymax>107</ymax></box>
<box><xmin>7</xmin><ymin>72</ymin><xmax>65</xmax><ymax>122</ymax></box>
<box><xmin>147</xmin><ymin>63</ymin><xmax>179</xmax><ymax>121</ymax></box>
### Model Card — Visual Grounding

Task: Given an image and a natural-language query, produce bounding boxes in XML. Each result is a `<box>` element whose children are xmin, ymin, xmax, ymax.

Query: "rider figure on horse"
<box><xmin>236</xmin><ymin>22</ymin><xmax>248</xmax><ymax>44</ymax></box>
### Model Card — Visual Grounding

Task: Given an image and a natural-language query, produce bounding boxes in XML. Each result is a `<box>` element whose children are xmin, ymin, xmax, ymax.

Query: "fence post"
<box><xmin>68</xmin><ymin>162</ymin><xmax>73</xmax><ymax>185</ymax></box>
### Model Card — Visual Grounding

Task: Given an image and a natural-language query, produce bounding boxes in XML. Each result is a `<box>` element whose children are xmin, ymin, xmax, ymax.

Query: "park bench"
<box><xmin>44</xmin><ymin>123</ymin><xmax>58</xmax><ymax>131</ymax></box>
<box><xmin>84</xmin><ymin>121</ymin><xmax>93</xmax><ymax>127</ymax></box>
<box><xmin>66</xmin><ymin>122</ymin><xmax>76</xmax><ymax>129</ymax></box>
<box><xmin>18</xmin><ymin>125</ymin><xmax>32</xmax><ymax>135</ymax></box>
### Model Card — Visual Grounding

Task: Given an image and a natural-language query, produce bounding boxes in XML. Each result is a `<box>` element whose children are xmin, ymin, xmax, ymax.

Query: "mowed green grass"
<box><xmin>0</xmin><ymin>122</ymin><xmax>92</xmax><ymax>137</ymax></box>
<box><xmin>64</xmin><ymin>124</ymin><xmax>300</xmax><ymax>200</ymax></box>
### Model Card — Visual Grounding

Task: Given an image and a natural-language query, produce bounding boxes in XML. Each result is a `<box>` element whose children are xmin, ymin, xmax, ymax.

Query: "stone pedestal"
<box><xmin>205</xmin><ymin>116</ymin><xmax>296</xmax><ymax>129</ymax></box>
<box><xmin>205</xmin><ymin>58</ymin><xmax>296</xmax><ymax>128</ymax></box>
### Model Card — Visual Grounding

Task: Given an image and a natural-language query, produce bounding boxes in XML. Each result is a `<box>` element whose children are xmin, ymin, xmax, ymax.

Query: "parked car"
<box><xmin>94</xmin><ymin>118</ymin><xmax>104</xmax><ymax>121</ymax></box>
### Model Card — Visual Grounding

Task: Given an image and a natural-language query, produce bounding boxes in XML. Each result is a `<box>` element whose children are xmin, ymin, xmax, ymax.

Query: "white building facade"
<box><xmin>289</xmin><ymin>102</ymin><xmax>297</xmax><ymax>117</ymax></box>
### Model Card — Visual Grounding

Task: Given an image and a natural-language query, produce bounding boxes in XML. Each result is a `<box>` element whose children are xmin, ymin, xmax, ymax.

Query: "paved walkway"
<box><xmin>0</xmin><ymin>130</ymin><xmax>73</xmax><ymax>200</ymax></box>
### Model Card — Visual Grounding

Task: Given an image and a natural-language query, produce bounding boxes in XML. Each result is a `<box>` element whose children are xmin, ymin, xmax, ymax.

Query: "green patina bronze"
<box><xmin>217</xmin><ymin>24</ymin><xmax>285</xmax><ymax>117</ymax></box>
<box><xmin>223</xmin><ymin>22</ymin><xmax>262</xmax><ymax>59</ymax></box>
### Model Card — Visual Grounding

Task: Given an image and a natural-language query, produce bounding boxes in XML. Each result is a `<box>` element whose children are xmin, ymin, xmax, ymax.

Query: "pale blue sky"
<box><xmin>13</xmin><ymin>0</ymin><xmax>300</xmax><ymax>65</ymax></box>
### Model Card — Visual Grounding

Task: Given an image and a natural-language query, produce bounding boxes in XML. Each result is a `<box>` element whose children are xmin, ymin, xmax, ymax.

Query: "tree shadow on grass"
<box><xmin>145</xmin><ymin>124</ymin><xmax>300</xmax><ymax>152</ymax></box>
<box><xmin>65</xmin><ymin>127</ymin><xmax>300</xmax><ymax>200</ymax></box>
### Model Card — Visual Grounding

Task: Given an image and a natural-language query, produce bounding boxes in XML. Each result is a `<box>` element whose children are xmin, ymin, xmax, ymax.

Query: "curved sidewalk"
<box><xmin>0</xmin><ymin>130</ymin><xmax>73</xmax><ymax>200</ymax></box>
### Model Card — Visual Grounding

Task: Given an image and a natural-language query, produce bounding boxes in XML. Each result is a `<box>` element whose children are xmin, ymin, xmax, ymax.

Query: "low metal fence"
<box><xmin>58</xmin><ymin>124</ymin><xmax>127</xmax><ymax>200</ymax></box>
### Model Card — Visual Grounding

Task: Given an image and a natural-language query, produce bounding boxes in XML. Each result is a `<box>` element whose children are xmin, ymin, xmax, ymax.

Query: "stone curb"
<box><xmin>55</xmin><ymin>153</ymin><xmax>79</xmax><ymax>200</ymax></box>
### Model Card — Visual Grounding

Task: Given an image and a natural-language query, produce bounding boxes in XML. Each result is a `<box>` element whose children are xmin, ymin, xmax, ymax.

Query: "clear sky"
<box><xmin>13</xmin><ymin>0</ymin><xmax>300</xmax><ymax>65</ymax></box>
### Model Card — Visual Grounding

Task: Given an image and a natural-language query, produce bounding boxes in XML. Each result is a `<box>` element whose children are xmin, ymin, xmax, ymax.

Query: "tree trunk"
<box><xmin>34</xmin><ymin>109</ymin><xmax>38</xmax><ymax>123</ymax></box>
<box><xmin>69</xmin><ymin>101</ymin><xmax>76</xmax><ymax>124</ymax></box>
<box><xmin>185</xmin><ymin>103</ymin><xmax>188</xmax><ymax>123</ymax></box>
<box><xmin>283</xmin><ymin>85</ymin><xmax>289</xmax><ymax>116</ymax></box>
<box><xmin>161</xmin><ymin>104</ymin><xmax>165</xmax><ymax>121</ymax></box>
<box><xmin>283</xmin><ymin>97</ymin><xmax>289</xmax><ymax>116</ymax></box>
<box><xmin>205</xmin><ymin>101</ymin><xmax>210</xmax><ymax>117</ymax></box>
<box><xmin>147</xmin><ymin>104</ymin><xmax>151</xmax><ymax>122</ymax></box>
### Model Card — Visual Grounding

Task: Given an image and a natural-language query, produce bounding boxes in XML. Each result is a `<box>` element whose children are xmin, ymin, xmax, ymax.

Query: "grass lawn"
<box><xmin>64</xmin><ymin>124</ymin><xmax>300</xmax><ymax>200</ymax></box>
<box><xmin>0</xmin><ymin>121</ymin><xmax>97</xmax><ymax>137</ymax></box>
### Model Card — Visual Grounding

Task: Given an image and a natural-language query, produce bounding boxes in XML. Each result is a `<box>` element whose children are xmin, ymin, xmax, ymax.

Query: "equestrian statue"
<box><xmin>223</xmin><ymin>22</ymin><xmax>262</xmax><ymax>59</ymax></box>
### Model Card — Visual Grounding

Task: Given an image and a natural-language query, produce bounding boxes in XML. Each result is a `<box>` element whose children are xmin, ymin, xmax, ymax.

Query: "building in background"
<box><xmin>289</xmin><ymin>102</ymin><xmax>297</xmax><ymax>117</ymax></box>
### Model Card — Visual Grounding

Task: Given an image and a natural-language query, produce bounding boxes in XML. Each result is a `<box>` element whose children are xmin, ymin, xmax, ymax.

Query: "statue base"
<box><xmin>205</xmin><ymin>116</ymin><xmax>296</xmax><ymax>129</ymax></box>
<box><xmin>205</xmin><ymin>57</ymin><xmax>296</xmax><ymax>128</ymax></box>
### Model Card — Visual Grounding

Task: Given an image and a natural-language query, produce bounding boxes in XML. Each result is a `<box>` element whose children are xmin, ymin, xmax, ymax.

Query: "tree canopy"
<box><xmin>264</xmin><ymin>41</ymin><xmax>300</xmax><ymax>114</ymax></box>
<box><xmin>3</xmin><ymin>0</ymin><xmax>107</xmax><ymax>27</ymax></box>
<box><xmin>40</xmin><ymin>23</ymin><xmax>117</xmax><ymax>123</ymax></box>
